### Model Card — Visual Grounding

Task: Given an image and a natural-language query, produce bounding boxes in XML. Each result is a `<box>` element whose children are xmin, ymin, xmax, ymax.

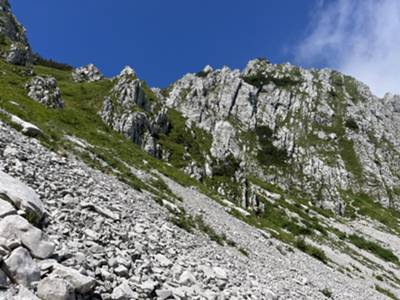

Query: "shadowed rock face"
<box><xmin>0</xmin><ymin>0</ymin><xmax>32</xmax><ymax>65</ymax></box>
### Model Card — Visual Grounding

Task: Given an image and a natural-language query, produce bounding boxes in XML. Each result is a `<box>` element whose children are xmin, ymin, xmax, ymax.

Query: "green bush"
<box><xmin>194</xmin><ymin>215</ymin><xmax>225</xmax><ymax>245</ymax></box>
<box><xmin>321</xmin><ymin>288</ymin><xmax>332</xmax><ymax>298</ymax></box>
<box><xmin>345</xmin><ymin>119</ymin><xmax>359</xmax><ymax>132</ymax></box>
<box><xmin>295</xmin><ymin>239</ymin><xmax>328</xmax><ymax>263</ymax></box>
<box><xmin>375</xmin><ymin>285</ymin><xmax>399</xmax><ymax>300</ymax></box>
<box><xmin>349</xmin><ymin>234</ymin><xmax>399</xmax><ymax>263</ymax></box>
<box><xmin>195</xmin><ymin>70</ymin><xmax>208</xmax><ymax>78</ymax></box>
<box><xmin>33</xmin><ymin>54</ymin><xmax>74</xmax><ymax>71</ymax></box>
<box><xmin>169</xmin><ymin>212</ymin><xmax>196</xmax><ymax>233</ymax></box>
<box><xmin>212</xmin><ymin>154</ymin><xmax>240</xmax><ymax>176</ymax></box>
<box><xmin>255</xmin><ymin>125</ymin><xmax>288</xmax><ymax>166</ymax></box>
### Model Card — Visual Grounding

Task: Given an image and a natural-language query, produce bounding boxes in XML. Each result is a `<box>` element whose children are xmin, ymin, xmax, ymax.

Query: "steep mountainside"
<box><xmin>1</xmin><ymin>1</ymin><xmax>400</xmax><ymax>299</ymax></box>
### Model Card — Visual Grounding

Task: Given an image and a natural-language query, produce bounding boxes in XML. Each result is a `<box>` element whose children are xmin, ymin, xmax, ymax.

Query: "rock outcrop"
<box><xmin>25</xmin><ymin>76</ymin><xmax>64</xmax><ymax>108</ymax></box>
<box><xmin>72</xmin><ymin>64</ymin><xmax>104</xmax><ymax>83</ymax></box>
<box><xmin>161</xmin><ymin>59</ymin><xmax>400</xmax><ymax>213</ymax></box>
<box><xmin>100</xmin><ymin>66</ymin><xmax>169</xmax><ymax>157</ymax></box>
<box><xmin>0</xmin><ymin>0</ymin><xmax>32</xmax><ymax>65</ymax></box>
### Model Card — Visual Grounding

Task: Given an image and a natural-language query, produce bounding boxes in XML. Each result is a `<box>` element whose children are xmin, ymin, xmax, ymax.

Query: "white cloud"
<box><xmin>296</xmin><ymin>0</ymin><xmax>400</xmax><ymax>97</ymax></box>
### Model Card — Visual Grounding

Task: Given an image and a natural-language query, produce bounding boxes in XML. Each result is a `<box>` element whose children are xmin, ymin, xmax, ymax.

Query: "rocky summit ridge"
<box><xmin>1</xmin><ymin>1</ymin><xmax>400</xmax><ymax>300</ymax></box>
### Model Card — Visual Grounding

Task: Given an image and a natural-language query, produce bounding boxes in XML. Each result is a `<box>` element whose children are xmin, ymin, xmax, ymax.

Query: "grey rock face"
<box><xmin>25</xmin><ymin>76</ymin><xmax>64</xmax><ymax>109</ymax></box>
<box><xmin>4</xmin><ymin>247</ymin><xmax>40</xmax><ymax>288</ymax></box>
<box><xmin>0</xmin><ymin>0</ymin><xmax>32</xmax><ymax>65</ymax></box>
<box><xmin>37</xmin><ymin>277</ymin><xmax>76</xmax><ymax>300</ymax></box>
<box><xmin>72</xmin><ymin>64</ymin><xmax>103</xmax><ymax>83</ymax></box>
<box><xmin>100</xmin><ymin>66</ymin><xmax>168</xmax><ymax>157</ymax></box>
<box><xmin>164</xmin><ymin>58</ymin><xmax>400</xmax><ymax>212</ymax></box>
<box><xmin>0</xmin><ymin>215</ymin><xmax>55</xmax><ymax>259</ymax></box>
<box><xmin>0</xmin><ymin>170</ymin><xmax>45</xmax><ymax>222</ymax></box>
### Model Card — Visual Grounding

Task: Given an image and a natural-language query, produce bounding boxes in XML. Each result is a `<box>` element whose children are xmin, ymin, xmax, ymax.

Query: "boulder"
<box><xmin>25</xmin><ymin>76</ymin><xmax>64</xmax><ymax>108</ymax></box>
<box><xmin>0</xmin><ymin>215</ymin><xmax>55</xmax><ymax>259</ymax></box>
<box><xmin>3</xmin><ymin>247</ymin><xmax>40</xmax><ymax>288</ymax></box>
<box><xmin>10</xmin><ymin>115</ymin><xmax>42</xmax><ymax>137</ymax></box>
<box><xmin>0</xmin><ymin>171</ymin><xmax>45</xmax><ymax>223</ymax></box>
<box><xmin>37</xmin><ymin>277</ymin><xmax>76</xmax><ymax>300</ymax></box>
<box><xmin>178</xmin><ymin>270</ymin><xmax>197</xmax><ymax>286</ymax></box>
<box><xmin>51</xmin><ymin>263</ymin><xmax>95</xmax><ymax>294</ymax></box>
<box><xmin>13</xmin><ymin>286</ymin><xmax>40</xmax><ymax>300</ymax></box>
<box><xmin>111</xmin><ymin>281</ymin><xmax>137</xmax><ymax>300</ymax></box>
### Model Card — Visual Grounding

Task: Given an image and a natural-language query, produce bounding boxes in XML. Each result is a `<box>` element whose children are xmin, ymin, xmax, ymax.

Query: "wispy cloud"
<box><xmin>296</xmin><ymin>0</ymin><xmax>400</xmax><ymax>97</ymax></box>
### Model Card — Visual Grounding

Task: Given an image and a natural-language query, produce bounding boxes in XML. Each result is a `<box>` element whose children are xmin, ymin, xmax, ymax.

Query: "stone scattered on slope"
<box><xmin>50</xmin><ymin>263</ymin><xmax>96</xmax><ymax>294</ymax></box>
<box><xmin>3</xmin><ymin>247</ymin><xmax>40</xmax><ymax>288</ymax></box>
<box><xmin>111</xmin><ymin>281</ymin><xmax>138</xmax><ymax>300</ymax></box>
<box><xmin>0</xmin><ymin>170</ymin><xmax>45</xmax><ymax>222</ymax></box>
<box><xmin>72</xmin><ymin>64</ymin><xmax>103</xmax><ymax>83</ymax></box>
<box><xmin>13</xmin><ymin>286</ymin><xmax>40</xmax><ymax>300</ymax></box>
<box><xmin>25</xmin><ymin>76</ymin><xmax>64</xmax><ymax>109</ymax></box>
<box><xmin>10</xmin><ymin>115</ymin><xmax>42</xmax><ymax>137</ymax></box>
<box><xmin>0</xmin><ymin>215</ymin><xmax>55</xmax><ymax>259</ymax></box>
<box><xmin>37</xmin><ymin>277</ymin><xmax>76</xmax><ymax>300</ymax></box>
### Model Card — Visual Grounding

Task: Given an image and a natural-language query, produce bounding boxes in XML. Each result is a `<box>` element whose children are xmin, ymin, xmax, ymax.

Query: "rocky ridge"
<box><xmin>99</xmin><ymin>59</ymin><xmax>400</xmax><ymax>215</ymax></box>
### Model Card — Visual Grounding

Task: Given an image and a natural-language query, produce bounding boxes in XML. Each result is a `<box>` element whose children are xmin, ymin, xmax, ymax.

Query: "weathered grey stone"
<box><xmin>13</xmin><ymin>286</ymin><xmax>40</xmax><ymax>300</ymax></box>
<box><xmin>0</xmin><ymin>215</ymin><xmax>55</xmax><ymax>259</ymax></box>
<box><xmin>72</xmin><ymin>64</ymin><xmax>103</xmax><ymax>83</ymax></box>
<box><xmin>111</xmin><ymin>281</ymin><xmax>137</xmax><ymax>300</ymax></box>
<box><xmin>37</xmin><ymin>277</ymin><xmax>76</xmax><ymax>300</ymax></box>
<box><xmin>0</xmin><ymin>171</ymin><xmax>44</xmax><ymax>222</ymax></box>
<box><xmin>4</xmin><ymin>247</ymin><xmax>40</xmax><ymax>288</ymax></box>
<box><xmin>25</xmin><ymin>76</ymin><xmax>64</xmax><ymax>109</ymax></box>
<box><xmin>51</xmin><ymin>263</ymin><xmax>95</xmax><ymax>294</ymax></box>
<box><xmin>10</xmin><ymin>115</ymin><xmax>42</xmax><ymax>137</ymax></box>
<box><xmin>178</xmin><ymin>270</ymin><xmax>197</xmax><ymax>286</ymax></box>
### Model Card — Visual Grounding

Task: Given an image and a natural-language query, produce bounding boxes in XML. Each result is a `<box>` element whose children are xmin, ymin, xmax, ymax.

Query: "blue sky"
<box><xmin>11</xmin><ymin>0</ymin><xmax>317</xmax><ymax>88</ymax></box>
<box><xmin>11</xmin><ymin>1</ymin><xmax>400</xmax><ymax>96</ymax></box>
